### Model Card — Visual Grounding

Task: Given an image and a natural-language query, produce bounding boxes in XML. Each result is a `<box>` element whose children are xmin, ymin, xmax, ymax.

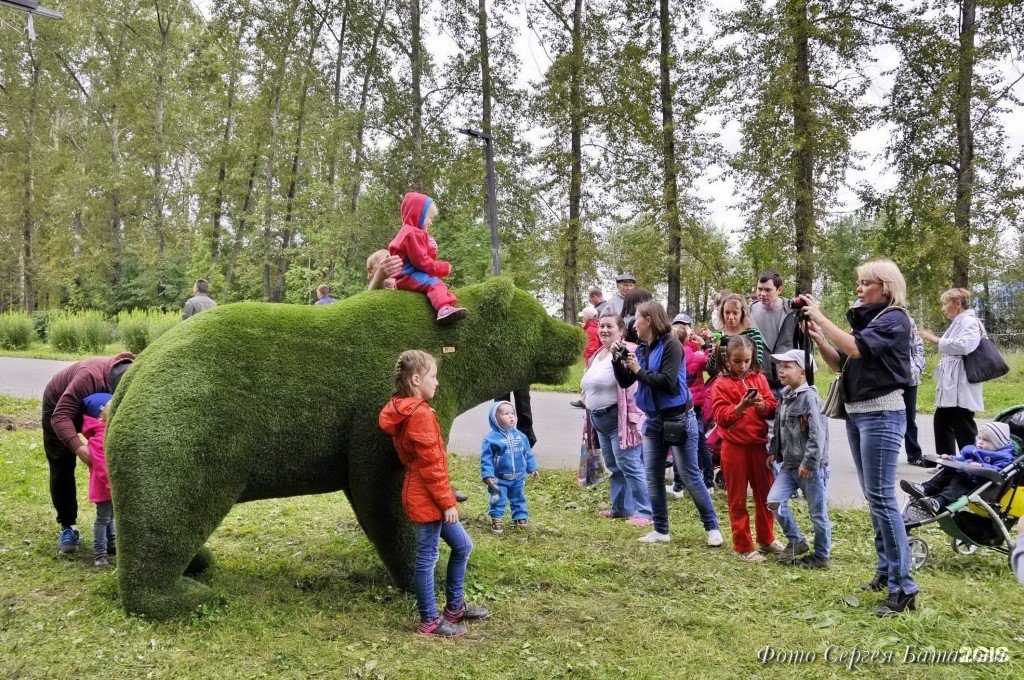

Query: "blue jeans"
<box><xmin>93</xmin><ymin>501</ymin><xmax>115</xmax><ymax>554</ymax></box>
<box><xmin>674</xmin><ymin>411</ymin><xmax>714</xmax><ymax>490</ymax></box>
<box><xmin>414</xmin><ymin>520</ymin><xmax>473</xmax><ymax>622</ymax></box>
<box><xmin>490</xmin><ymin>477</ymin><xmax>529</xmax><ymax>521</ymax></box>
<box><xmin>643</xmin><ymin>410</ymin><xmax>719</xmax><ymax>535</ymax></box>
<box><xmin>590</xmin><ymin>406</ymin><xmax>652</xmax><ymax>518</ymax></box>
<box><xmin>767</xmin><ymin>467</ymin><xmax>832</xmax><ymax>558</ymax></box>
<box><xmin>846</xmin><ymin>410</ymin><xmax>918</xmax><ymax>594</ymax></box>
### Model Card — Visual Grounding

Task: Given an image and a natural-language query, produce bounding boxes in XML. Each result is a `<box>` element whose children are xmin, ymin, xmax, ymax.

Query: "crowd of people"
<box><xmin>35</xmin><ymin>190</ymin><xmax>1022</xmax><ymax>638</ymax></box>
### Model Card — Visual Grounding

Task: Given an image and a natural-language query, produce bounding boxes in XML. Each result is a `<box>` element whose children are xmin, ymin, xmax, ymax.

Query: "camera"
<box><xmin>791</xmin><ymin>295</ymin><xmax>808</xmax><ymax>310</ymax></box>
<box><xmin>612</xmin><ymin>345</ymin><xmax>631</xmax><ymax>362</ymax></box>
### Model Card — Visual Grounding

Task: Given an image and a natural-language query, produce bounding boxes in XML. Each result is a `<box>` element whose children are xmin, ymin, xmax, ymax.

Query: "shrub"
<box><xmin>47</xmin><ymin>311</ymin><xmax>115</xmax><ymax>353</ymax></box>
<box><xmin>116</xmin><ymin>309</ymin><xmax>180</xmax><ymax>354</ymax></box>
<box><xmin>0</xmin><ymin>312</ymin><xmax>35</xmax><ymax>350</ymax></box>
<box><xmin>30</xmin><ymin>309</ymin><xmax>50</xmax><ymax>341</ymax></box>
<box><xmin>48</xmin><ymin>315</ymin><xmax>79</xmax><ymax>352</ymax></box>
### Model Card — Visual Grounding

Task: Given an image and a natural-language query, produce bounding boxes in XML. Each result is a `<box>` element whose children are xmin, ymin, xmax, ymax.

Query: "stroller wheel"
<box><xmin>908</xmin><ymin>536</ymin><xmax>929</xmax><ymax>570</ymax></box>
<box><xmin>714</xmin><ymin>467</ymin><xmax>726</xmax><ymax>491</ymax></box>
<box><xmin>950</xmin><ymin>537</ymin><xmax>978</xmax><ymax>556</ymax></box>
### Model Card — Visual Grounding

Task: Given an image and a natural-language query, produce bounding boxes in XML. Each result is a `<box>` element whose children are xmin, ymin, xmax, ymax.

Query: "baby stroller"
<box><xmin>900</xmin><ymin>405</ymin><xmax>1024</xmax><ymax>569</ymax></box>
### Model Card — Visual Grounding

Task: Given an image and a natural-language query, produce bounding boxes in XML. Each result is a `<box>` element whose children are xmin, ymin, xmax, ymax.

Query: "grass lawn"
<box><xmin>2</xmin><ymin>396</ymin><xmax>1023</xmax><ymax>678</ymax></box>
<box><xmin>0</xmin><ymin>341</ymin><xmax>128</xmax><ymax>362</ymax></box>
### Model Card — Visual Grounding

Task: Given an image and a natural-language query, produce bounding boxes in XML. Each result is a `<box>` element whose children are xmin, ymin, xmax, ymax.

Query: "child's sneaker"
<box><xmin>757</xmin><ymin>540</ymin><xmax>786</xmax><ymax>555</ymax></box>
<box><xmin>774</xmin><ymin>538</ymin><xmax>810</xmax><ymax>563</ymax></box>
<box><xmin>490</xmin><ymin>518</ymin><xmax>504</xmax><ymax>535</ymax></box>
<box><xmin>94</xmin><ymin>553</ymin><xmax>109</xmax><ymax>567</ymax></box>
<box><xmin>443</xmin><ymin>602</ymin><xmax>490</xmax><ymax>623</ymax></box>
<box><xmin>58</xmin><ymin>527</ymin><xmax>80</xmax><ymax>554</ymax></box>
<box><xmin>796</xmin><ymin>553</ymin><xmax>830</xmax><ymax>570</ymax></box>
<box><xmin>417</xmin><ymin>617</ymin><xmax>467</xmax><ymax>638</ymax></box>
<box><xmin>637</xmin><ymin>531</ymin><xmax>670</xmax><ymax>543</ymax></box>
<box><xmin>626</xmin><ymin>516</ymin><xmax>653</xmax><ymax>527</ymax></box>
<box><xmin>739</xmin><ymin>551</ymin><xmax>766</xmax><ymax>562</ymax></box>
<box><xmin>436</xmin><ymin>305</ymin><xmax>468</xmax><ymax>325</ymax></box>
<box><xmin>514</xmin><ymin>519</ymin><xmax>528</xmax><ymax>529</ymax></box>
<box><xmin>707</xmin><ymin>529</ymin><xmax>724</xmax><ymax>547</ymax></box>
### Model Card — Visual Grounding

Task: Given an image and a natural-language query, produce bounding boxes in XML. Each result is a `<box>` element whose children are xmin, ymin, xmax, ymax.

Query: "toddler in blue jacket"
<box><xmin>902</xmin><ymin>422</ymin><xmax>1017</xmax><ymax>514</ymax></box>
<box><xmin>481</xmin><ymin>401</ymin><xmax>539</xmax><ymax>535</ymax></box>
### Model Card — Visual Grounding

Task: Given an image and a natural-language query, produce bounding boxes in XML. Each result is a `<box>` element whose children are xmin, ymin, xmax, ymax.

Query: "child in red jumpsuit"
<box><xmin>388</xmin><ymin>192</ymin><xmax>467</xmax><ymax>324</ymax></box>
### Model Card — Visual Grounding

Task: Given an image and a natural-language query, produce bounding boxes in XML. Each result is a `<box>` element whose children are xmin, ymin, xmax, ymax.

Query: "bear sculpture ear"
<box><xmin>475</xmin><ymin>276</ymin><xmax>516</xmax><ymax>318</ymax></box>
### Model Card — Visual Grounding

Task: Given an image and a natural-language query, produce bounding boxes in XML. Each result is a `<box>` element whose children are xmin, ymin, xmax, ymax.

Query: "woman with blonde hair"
<box><xmin>799</xmin><ymin>258</ymin><xmax>920</xmax><ymax>617</ymax></box>
<box><xmin>918</xmin><ymin>288</ymin><xmax>983</xmax><ymax>456</ymax></box>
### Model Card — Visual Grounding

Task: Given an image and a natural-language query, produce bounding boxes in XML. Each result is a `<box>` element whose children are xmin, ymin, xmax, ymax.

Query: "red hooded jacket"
<box><xmin>711</xmin><ymin>371</ymin><xmax>777</xmax><ymax>446</ymax></box>
<box><xmin>388</xmin><ymin>192</ymin><xmax>451</xmax><ymax>280</ymax></box>
<box><xmin>378</xmin><ymin>396</ymin><xmax>457</xmax><ymax>523</ymax></box>
<box><xmin>583</xmin><ymin>319</ymin><xmax>601</xmax><ymax>363</ymax></box>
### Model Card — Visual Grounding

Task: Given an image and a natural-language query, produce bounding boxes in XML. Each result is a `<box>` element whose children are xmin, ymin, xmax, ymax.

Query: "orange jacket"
<box><xmin>378</xmin><ymin>396</ymin><xmax>457</xmax><ymax>523</ymax></box>
<box><xmin>711</xmin><ymin>372</ymin><xmax>777</xmax><ymax>446</ymax></box>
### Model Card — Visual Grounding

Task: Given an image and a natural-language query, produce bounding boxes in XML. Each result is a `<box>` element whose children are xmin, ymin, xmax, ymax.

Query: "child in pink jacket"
<box><xmin>81</xmin><ymin>392</ymin><xmax>115</xmax><ymax>567</ymax></box>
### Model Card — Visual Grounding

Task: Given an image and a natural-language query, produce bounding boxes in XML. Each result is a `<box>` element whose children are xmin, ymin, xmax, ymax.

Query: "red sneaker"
<box><xmin>443</xmin><ymin>602</ymin><xmax>490</xmax><ymax>623</ymax></box>
<box><xmin>417</xmin><ymin>617</ymin><xmax>467</xmax><ymax>638</ymax></box>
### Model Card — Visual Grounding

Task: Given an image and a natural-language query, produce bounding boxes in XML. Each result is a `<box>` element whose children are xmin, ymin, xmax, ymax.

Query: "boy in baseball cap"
<box><xmin>765</xmin><ymin>348</ymin><xmax>832</xmax><ymax>568</ymax></box>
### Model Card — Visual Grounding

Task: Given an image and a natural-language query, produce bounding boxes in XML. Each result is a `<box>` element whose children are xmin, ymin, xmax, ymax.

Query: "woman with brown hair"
<box><xmin>702</xmin><ymin>292</ymin><xmax>768</xmax><ymax>376</ymax></box>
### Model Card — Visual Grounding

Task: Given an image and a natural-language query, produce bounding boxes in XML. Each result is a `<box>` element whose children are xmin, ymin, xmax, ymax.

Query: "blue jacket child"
<box><xmin>481</xmin><ymin>401</ymin><xmax>539</xmax><ymax>534</ymax></box>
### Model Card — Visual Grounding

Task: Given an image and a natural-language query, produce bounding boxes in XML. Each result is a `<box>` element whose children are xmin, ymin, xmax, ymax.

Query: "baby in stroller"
<box><xmin>902</xmin><ymin>422</ymin><xmax>1016</xmax><ymax>515</ymax></box>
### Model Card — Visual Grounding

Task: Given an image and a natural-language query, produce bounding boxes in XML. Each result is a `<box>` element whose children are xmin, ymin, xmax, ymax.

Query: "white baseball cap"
<box><xmin>770</xmin><ymin>348</ymin><xmax>814</xmax><ymax>370</ymax></box>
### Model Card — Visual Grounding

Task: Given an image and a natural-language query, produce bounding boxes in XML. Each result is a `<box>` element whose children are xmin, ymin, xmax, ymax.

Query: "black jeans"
<box><xmin>502</xmin><ymin>389</ymin><xmax>537</xmax><ymax>447</ymax></box>
<box><xmin>42</xmin><ymin>398</ymin><xmax>80</xmax><ymax>528</ymax></box>
<box><xmin>921</xmin><ymin>468</ymin><xmax>977</xmax><ymax>508</ymax></box>
<box><xmin>903</xmin><ymin>385</ymin><xmax>923</xmax><ymax>461</ymax></box>
<box><xmin>933</xmin><ymin>406</ymin><xmax>978</xmax><ymax>456</ymax></box>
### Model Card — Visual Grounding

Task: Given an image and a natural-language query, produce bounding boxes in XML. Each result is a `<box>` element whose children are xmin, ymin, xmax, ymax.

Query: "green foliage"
<box><xmin>116</xmin><ymin>310</ymin><xmax>181</xmax><ymax>355</ymax></box>
<box><xmin>46</xmin><ymin>311</ymin><xmax>115</xmax><ymax>354</ymax></box>
<box><xmin>0</xmin><ymin>312</ymin><xmax>35</xmax><ymax>350</ymax></box>
<box><xmin>105</xmin><ymin>279</ymin><xmax>583</xmax><ymax>619</ymax></box>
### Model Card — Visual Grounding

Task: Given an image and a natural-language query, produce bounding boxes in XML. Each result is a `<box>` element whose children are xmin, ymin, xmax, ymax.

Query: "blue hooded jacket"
<box><xmin>480</xmin><ymin>401</ymin><xmax>538</xmax><ymax>481</ymax></box>
<box><xmin>955</xmin><ymin>441</ymin><xmax>1018</xmax><ymax>473</ymax></box>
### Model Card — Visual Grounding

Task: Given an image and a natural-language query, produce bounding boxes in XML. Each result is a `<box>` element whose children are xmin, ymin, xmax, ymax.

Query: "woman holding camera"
<box><xmin>613</xmin><ymin>300</ymin><xmax>723</xmax><ymax>546</ymax></box>
<box><xmin>580</xmin><ymin>313</ymin><xmax>652</xmax><ymax>526</ymax></box>
<box><xmin>800</xmin><ymin>259</ymin><xmax>919</xmax><ymax>617</ymax></box>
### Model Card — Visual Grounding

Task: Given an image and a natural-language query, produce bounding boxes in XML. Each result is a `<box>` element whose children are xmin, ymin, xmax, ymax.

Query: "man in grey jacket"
<box><xmin>182</xmin><ymin>279</ymin><xmax>217</xmax><ymax>320</ymax></box>
<box><xmin>765</xmin><ymin>349</ymin><xmax>832</xmax><ymax>569</ymax></box>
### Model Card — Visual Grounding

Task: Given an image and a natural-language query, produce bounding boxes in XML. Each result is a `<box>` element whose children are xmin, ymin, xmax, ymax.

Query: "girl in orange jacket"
<box><xmin>711</xmin><ymin>335</ymin><xmax>780</xmax><ymax>562</ymax></box>
<box><xmin>378</xmin><ymin>350</ymin><xmax>488</xmax><ymax>637</ymax></box>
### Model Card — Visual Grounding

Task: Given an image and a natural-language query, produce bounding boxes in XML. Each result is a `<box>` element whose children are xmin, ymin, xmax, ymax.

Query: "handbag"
<box><xmin>963</xmin><ymin>323</ymin><xmax>1009</xmax><ymax>383</ymax></box>
<box><xmin>662</xmin><ymin>416</ymin><xmax>686</xmax><ymax>444</ymax></box>
<box><xmin>822</xmin><ymin>358</ymin><xmax>848</xmax><ymax>419</ymax></box>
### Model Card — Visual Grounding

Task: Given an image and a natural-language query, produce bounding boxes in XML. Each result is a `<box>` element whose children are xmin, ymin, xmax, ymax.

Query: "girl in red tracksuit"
<box><xmin>711</xmin><ymin>335</ymin><xmax>779</xmax><ymax>562</ymax></box>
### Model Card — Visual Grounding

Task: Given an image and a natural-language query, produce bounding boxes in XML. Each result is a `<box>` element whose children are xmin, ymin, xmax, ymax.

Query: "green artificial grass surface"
<box><xmin>103</xmin><ymin>279</ymin><xmax>584</xmax><ymax>619</ymax></box>
<box><xmin>3</xmin><ymin>415</ymin><xmax>1024</xmax><ymax>678</ymax></box>
<box><xmin>0</xmin><ymin>341</ymin><xmax>128</xmax><ymax>361</ymax></box>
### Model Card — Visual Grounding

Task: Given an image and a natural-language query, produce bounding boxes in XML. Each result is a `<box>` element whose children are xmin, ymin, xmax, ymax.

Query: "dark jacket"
<box><xmin>840</xmin><ymin>304</ymin><xmax>911</xmax><ymax>403</ymax></box>
<box><xmin>613</xmin><ymin>332</ymin><xmax>690</xmax><ymax>417</ymax></box>
<box><xmin>43</xmin><ymin>353</ymin><xmax>135</xmax><ymax>451</ymax></box>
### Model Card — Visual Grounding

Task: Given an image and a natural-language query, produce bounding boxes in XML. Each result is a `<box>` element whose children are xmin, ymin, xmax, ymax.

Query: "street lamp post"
<box><xmin>457</xmin><ymin>128</ymin><xmax>501</xmax><ymax>277</ymax></box>
<box><xmin>1</xmin><ymin>0</ymin><xmax>63</xmax><ymax>40</ymax></box>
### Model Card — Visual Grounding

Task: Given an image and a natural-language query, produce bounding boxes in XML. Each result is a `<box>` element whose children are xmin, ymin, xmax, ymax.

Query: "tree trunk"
<box><xmin>562</xmin><ymin>0</ymin><xmax>584</xmax><ymax>324</ymax></box>
<box><xmin>410</xmin><ymin>0</ymin><xmax>424</xmax><ymax>189</ymax></box>
<box><xmin>225</xmin><ymin>156</ymin><xmax>261</xmax><ymax>296</ymax></box>
<box><xmin>350</xmin><ymin>0</ymin><xmax>389</xmax><ymax>214</ymax></box>
<box><xmin>275</xmin><ymin>15</ymin><xmax>327</xmax><ymax>301</ymax></box>
<box><xmin>327</xmin><ymin>0</ymin><xmax>349</xmax><ymax>188</ymax></box>
<box><xmin>212</xmin><ymin>60</ymin><xmax>238</xmax><ymax>265</ymax></box>
<box><xmin>20</xmin><ymin>49</ymin><xmax>40</xmax><ymax>313</ymax></box>
<box><xmin>478</xmin><ymin>0</ymin><xmax>492</xmax><ymax>135</ymax></box>
<box><xmin>789</xmin><ymin>0</ymin><xmax>814</xmax><ymax>294</ymax></box>
<box><xmin>660</xmin><ymin>0</ymin><xmax>681</xmax><ymax>316</ymax></box>
<box><xmin>952</xmin><ymin>0</ymin><xmax>976</xmax><ymax>288</ymax></box>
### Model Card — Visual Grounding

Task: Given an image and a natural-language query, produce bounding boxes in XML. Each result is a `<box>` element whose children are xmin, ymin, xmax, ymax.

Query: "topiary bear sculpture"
<box><xmin>105</xmin><ymin>277</ymin><xmax>584</xmax><ymax>620</ymax></box>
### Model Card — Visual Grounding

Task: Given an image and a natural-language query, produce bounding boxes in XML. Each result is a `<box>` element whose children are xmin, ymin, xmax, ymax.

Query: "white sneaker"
<box><xmin>739</xmin><ymin>551</ymin><xmax>767</xmax><ymax>563</ymax></box>
<box><xmin>707</xmin><ymin>529</ymin><xmax>724</xmax><ymax>547</ymax></box>
<box><xmin>666</xmin><ymin>485</ymin><xmax>686</xmax><ymax>499</ymax></box>
<box><xmin>637</xmin><ymin>531</ymin><xmax>671</xmax><ymax>543</ymax></box>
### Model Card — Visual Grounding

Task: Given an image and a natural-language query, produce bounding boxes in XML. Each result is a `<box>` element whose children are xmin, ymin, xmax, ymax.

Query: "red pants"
<box><xmin>720</xmin><ymin>441</ymin><xmax>775</xmax><ymax>553</ymax></box>
<box><xmin>394</xmin><ymin>276</ymin><xmax>457</xmax><ymax>312</ymax></box>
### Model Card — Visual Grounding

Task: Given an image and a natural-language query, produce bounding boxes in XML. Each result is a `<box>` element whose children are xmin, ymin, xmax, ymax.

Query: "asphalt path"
<box><xmin>2</xmin><ymin>356</ymin><xmax>945</xmax><ymax>509</ymax></box>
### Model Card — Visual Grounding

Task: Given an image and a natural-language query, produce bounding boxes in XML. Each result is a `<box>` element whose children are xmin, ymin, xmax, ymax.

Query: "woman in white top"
<box><xmin>580</xmin><ymin>313</ymin><xmax>652</xmax><ymax>525</ymax></box>
<box><xmin>919</xmin><ymin>288</ymin><xmax>983</xmax><ymax>456</ymax></box>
